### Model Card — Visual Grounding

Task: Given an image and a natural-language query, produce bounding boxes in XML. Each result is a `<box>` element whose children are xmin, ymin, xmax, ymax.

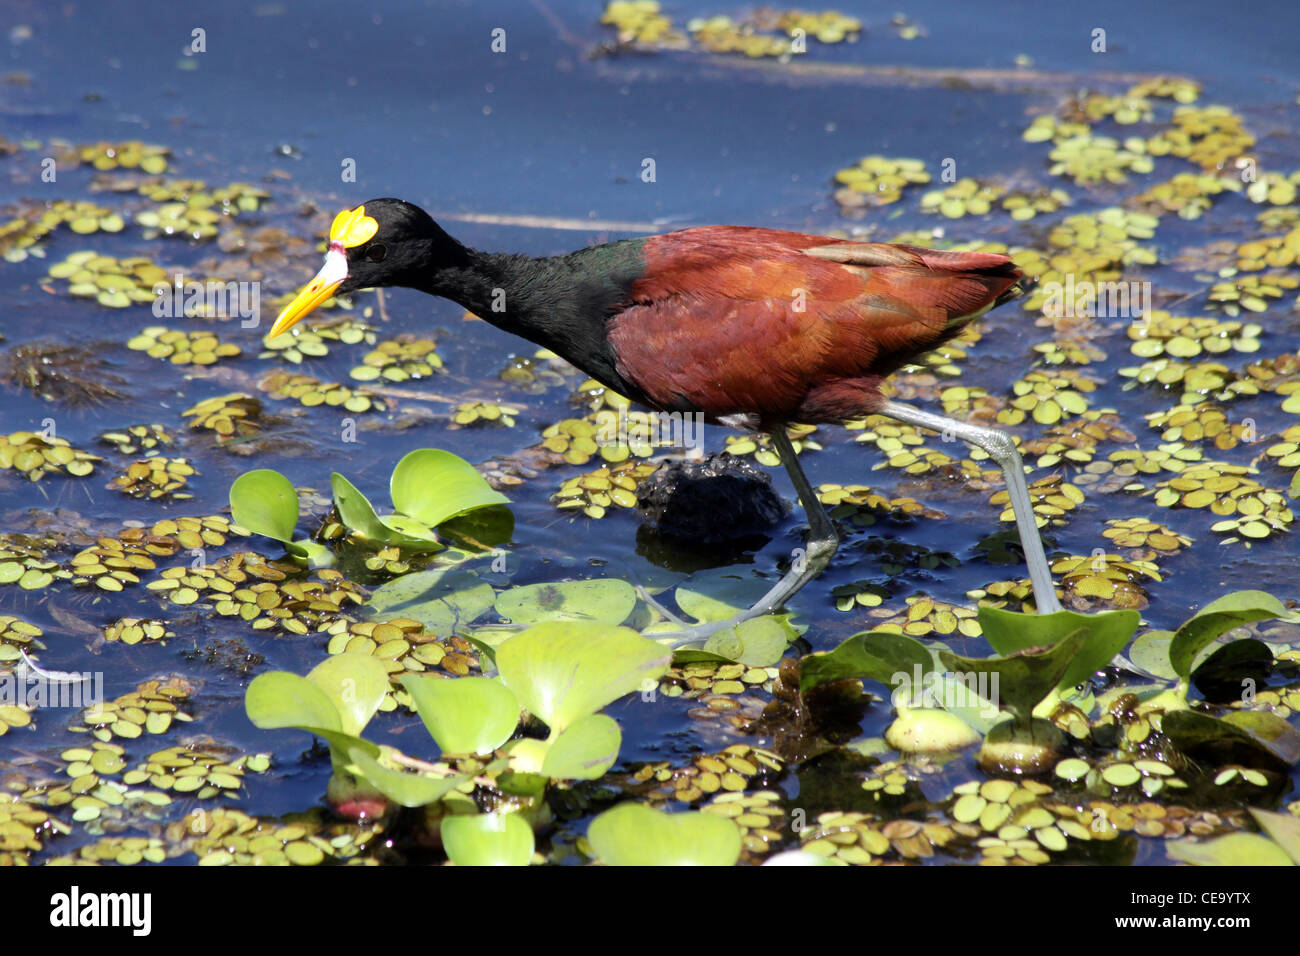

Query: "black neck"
<box><xmin>411</xmin><ymin>230</ymin><xmax>649</xmax><ymax>394</ymax></box>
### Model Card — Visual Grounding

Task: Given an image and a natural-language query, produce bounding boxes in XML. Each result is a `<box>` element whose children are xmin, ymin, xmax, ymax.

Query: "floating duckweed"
<box><xmin>362</xmin><ymin>546</ymin><xmax>410</xmax><ymax>577</ymax></box>
<box><xmin>1128</xmin><ymin>75</ymin><xmax>1201</xmax><ymax>103</ymax></box>
<box><xmin>631</xmin><ymin>744</ymin><xmax>783</xmax><ymax>804</ymax></box>
<box><xmin>998</xmin><ymin>369</ymin><xmax>1097</xmax><ymax>425</ymax></box>
<box><xmin>1152</xmin><ymin>464</ymin><xmax>1292</xmax><ymax>542</ymax></box>
<box><xmin>1032</xmin><ymin>339</ymin><xmax>1106</xmax><ymax>366</ymax></box>
<box><xmin>1100</xmin><ymin>762</ymin><xmax>1143</xmax><ymax>788</ymax></box>
<box><xmin>108</xmin><ymin>457</ymin><xmax>196</xmax><ymax>500</ymax></box>
<box><xmin>571</xmin><ymin>377</ymin><xmax>632</xmax><ymax>414</ymax></box>
<box><xmin>817</xmin><ymin>482</ymin><xmax>939</xmax><ymax>529</ymax></box>
<box><xmin>1054</xmin><ymin>758</ymin><xmax>1091</xmax><ymax>782</ymax></box>
<box><xmin>182</xmin><ymin>392</ymin><xmax>264</xmax><ymax>437</ymax></box>
<box><xmin>122</xmin><ymin>744</ymin><xmax>265</xmax><ymax>799</ymax></box>
<box><xmin>0</xmin><ymin>540</ymin><xmax>60</xmax><ymax>594</ymax></box>
<box><xmin>1144</xmin><ymin>403</ymin><xmax>1252</xmax><ymax>449</ymax></box>
<box><xmin>200</xmin><ymin>565</ymin><xmax>365</xmax><ymax>635</ymax></box>
<box><xmin>1048</xmin><ymin>133</ymin><xmax>1154</xmax><ymax>185</ymax></box>
<box><xmin>1102</xmin><ymin>518</ymin><xmax>1192</xmax><ymax>554</ymax></box>
<box><xmin>323</xmin><ymin>619</ymin><xmax>477</xmax><ymax>685</ymax></box>
<box><xmin>1</xmin><ymin>199</ymin><xmax>127</xmax><ymax>261</ymax></box>
<box><xmin>1245</xmin><ymin>171</ymin><xmax>1300</xmax><ymax>207</ymax></box>
<box><xmin>0</xmin><ymin>702</ymin><xmax>33</xmax><ymax>735</ymax></box>
<box><xmin>1022</xmin><ymin>410</ymin><xmax>1133</xmax><ymax>470</ymax></box>
<box><xmin>47</xmin><ymin>250</ymin><xmax>169</xmax><ymax>307</ymax></box>
<box><xmin>452</xmin><ymin>401</ymin><xmax>518</xmax><ymax>427</ymax></box>
<box><xmin>725</xmin><ymin>424</ymin><xmax>820</xmax><ymax>467</ymax></box>
<box><xmin>258</xmin><ymin>370</ymin><xmax>383</xmax><ymax>414</ymax></box>
<box><xmin>832</xmin><ymin>155</ymin><xmax>930</xmax><ymax>212</ymax></box>
<box><xmin>1207</xmin><ymin>271</ymin><xmax>1299</xmax><ymax>317</ymax></box>
<box><xmin>1118</xmin><ymin>358</ymin><xmax>1258</xmax><ymax>405</ymax></box>
<box><xmin>1129</xmin><ymin>311</ymin><xmax>1261</xmax><ymax>359</ymax></box>
<box><xmin>1146</xmin><ymin>105</ymin><xmax>1255</xmax><ymax>170</ymax></box>
<box><xmin>1131</xmin><ymin>172</ymin><xmax>1239</xmax><ymax>219</ymax></box>
<box><xmin>868</xmin><ymin>596</ymin><xmax>982</xmax><ymax>637</ymax></box>
<box><xmin>1233</xmin><ymin>229</ymin><xmax>1300</xmax><ymax>272</ymax></box>
<box><xmin>98</xmin><ymin>423</ymin><xmax>173</xmax><ymax>457</ymax></box>
<box><xmin>937</xmin><ymin>384</ymin><xmax>996</xmax><ymax>418</ymax></box>
<box><xmin>60</xmin><ymin>533</ymin><xmax>174</xmax><ymax>591</ymax></box>
<box><xmin>126</xmin><ymin>327</ymin><xmax>242</xmax><ymax>366</ymax></box>
<box><xmin>541</xmin><ymin>417</ymin><xmax>609</xmax><ymax>466</ymax></box>
<box><xmin>0</xmin><ymin>794</ymin><xmax>69</xmax><ymax>864</ymax></box>
<box><xmin>552</xmin><ymin>460</ymin><xmax>658</xmax><ymax>519</ymax></box>
<box><xmin>49</xmin><ymin>835</ymin><xmax>171</xmax><ymax>865</ymax></box>
<box><xmin>169</xmin><ymin>807</ymin><xmax>381</xmax><ymax>865</ymax></box>
<box><xmin>103</xmin><ymin>617</ymin><xmax>173</xmax><ymax>645</ymax></box>
<box><xmin>261</xmin><ymin>328</ymin><xmax>333</xmax><ymax>362</ymax></box>
<box><xmin>0</xmin><ymin>431</ymin><xmax>101</xmax><ymax>481</ymax></box>
<box><xmin>657</xmin><ymin>660</ymin><xmax>779</xmax><ymax>701</ymax></box>
<box><xmin>134</xmin><ymin>201</ymin><xmax>221</xmax><ymax>240</ymax></box>
<box><xmin>1051</xmin><ymin>553</ymin><xmax>1159</xmax><ymax>607</ymax></box>
<box><xmin>1022</xmin><ymin>114</ymin><xmax>1091</xmax><ymax>144</ymax></box>
<box><xmin>990</xmin><ymin>475</ymin><xmax>1085</xmax><ymax>529</ymax></box>
<box><xmin>52</xmin><ymin>139</ymin><xmax>170</xmax><ymax>174</ymax></box>
<box><xmin>1257</xmin><ymin>206</ymin><xmax>1300</xmax><ymax>233</ymax></box>
<box><xmin>700</xmin><ymin>790</ymin><xmax>785</xmax><ymax>859</ymax></box>
<box><xmin>830</xmin><ymin>580</ymin><xmax>889</xmax><ymax>612</ymax></box>
<box><xmin>919</xmin><ymin>179</ymin><xmax>1005</xmax><ymax>219</ymax></box>
<box><xmin>350</xmin><ymin>336</ymin><xmax>443</xmax><ymax>382</ymax></box>
<box><xmin>847</xmin><ymin>417</ymin><xmax>986</xmax><ymax>478</ymax></box>
<box><xmin>1001</xmin><ymin>187</ymin><xmax>1071</xmax><ymax>221</ymax></box>
<box><xmin>74</xmin><ymin>678</ymin><xmax>194</xmax><ymax>743</ymax></box>
<box><xmin>601</xmin><ymin>1</ymin><xmax>685</xmax><ymax>47</ymax></box>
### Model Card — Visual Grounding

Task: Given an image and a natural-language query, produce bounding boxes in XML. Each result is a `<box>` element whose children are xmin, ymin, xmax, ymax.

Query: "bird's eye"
<box><xmin>365</xmin><ymin>243</ymin><xmax>387</xmax><ymax>262</ymax></box>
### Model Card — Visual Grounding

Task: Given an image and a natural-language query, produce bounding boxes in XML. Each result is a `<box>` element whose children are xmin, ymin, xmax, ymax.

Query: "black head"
<box><xmin>269</xmin><ymin>198</ymin><xmax>459</xmax><ymax>336</ymax></box>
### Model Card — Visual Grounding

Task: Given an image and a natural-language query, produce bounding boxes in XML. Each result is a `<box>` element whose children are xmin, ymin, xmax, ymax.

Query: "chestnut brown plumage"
<box><xmin>272</xmin><ymin>199</ymin><xmax>1061</xmax><ymax>641</ymax></box>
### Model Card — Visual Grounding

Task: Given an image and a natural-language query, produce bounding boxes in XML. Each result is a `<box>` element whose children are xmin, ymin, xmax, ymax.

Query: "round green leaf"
<box><xmin>348</xmin><ymin>746</ymin><xmax>467</xmax><ymax>808</ymax></box>
<box><xmin>400</xmin><ymin>675</ymin><xmax>519</xmax><ymax>755</ymax></box>
<box><xmin>230</xmin><ymin>469</ymin><xmax>299</xmax><ymax>543</ymax></box>
<box><xmin>540</xmin><ymin>713</ymin><xmax>621</xmax><ymax>780</ymax></box>
<box><xmin>442</xmin><ymin>812</ymin><xmax>534</xmax><ymax>866</ymax></box>
<box><xmin>494</xmin><ymin>579</ymin><xmax>636</xmax><ymax>626</ymax></box>
<box><xmin>390</xmin><ymin>449</ymin><xmax>509</xmax><ymax>528</ymax></box>
<box><xmin>496</xmin><ymin>621</ymin><xmax>671</xmax><ymax>734</ymax></box>
<box><xmin>587</xmin><ymin>803</ymin><xmax>741</xmax><ymax>866</ymax></box>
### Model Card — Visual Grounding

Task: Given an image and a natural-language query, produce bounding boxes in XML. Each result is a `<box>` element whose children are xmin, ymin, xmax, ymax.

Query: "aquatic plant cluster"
<box><xmin>2</xmin><ymin>13</ymin><xmax>1300</xmax><ymax>867</ymax></box>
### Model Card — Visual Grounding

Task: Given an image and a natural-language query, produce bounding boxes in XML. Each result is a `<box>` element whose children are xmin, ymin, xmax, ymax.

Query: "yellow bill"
<box><xmin>268</xmin><ymin>247</ymin><xmax>349</xmax><ymax>337</ymax></box>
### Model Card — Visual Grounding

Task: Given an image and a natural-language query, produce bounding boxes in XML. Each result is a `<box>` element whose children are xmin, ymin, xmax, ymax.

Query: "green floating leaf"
<box><xmin>400</xmin><ymin>674</ymin><xmax>519</xmax><ymax>755</ymax></box>
<box><xmin>698</xmin><ymin>615</ymin><xmax>796</xmax><ymax>666</ymax></box>
<box><xmin>978</xmin><ymin>607</ymin><xmax>1139</xmax><ymax>690</ymax></box>
<box><xmin>366</xmin><ymin>566</ymin><xmax>495</xmax><ymax>634</ymax></box>
<box><xmin>540</xmin><ymin>713</ymin><xmax>621</xmax><ymax>780</ymax></box>
<box><xmin>303</xmin><ymin>653</ymin><xmax>391</xmax><ymax>737</ymax></box>
<box><xmin>332</xmin><ymin>472</ymin><xmax>443</xmax><ymax>552</ymax></box>
<box><xmin>1249</xmin><ymin>808</ymin><xmax>1300</xmax><ymax>865</ymax></box>
<box><xmin>495</xmin><ymin>579</ymin><xmax>636</xmax><ymax>626</ymax></box>
<box><xmin>390</xmin><ymin>449</ymin><xmax>509</xmax><ymax>528</ymax></box>
<box><xmin>1128</xmin><ymin>629</ymin><xmax>1178</xmax><ymax>682</ymax></box>
<box><xmin>441</xmin><ymin>812</ymin><xmax>534</xmax><ymax>866</ymax></box>
<box><xmin>1169</xmin><ymin>590</ymin><xmax>1290</xmax><ymax>680</ymax></box>
<box><xmin>674</xmin><ymin>569</ymin><xmax>775</xmax><ymax>624</ymax></box>
<box><xmin>245</xmin><ymin>672</ymin><xmax>340</xmax><ymax>734</ymax></box>
<box><xmin>230</xmin><ymin>469</ymin><xmax>299</xmax><ymax>543</ymax></box>
<box><xmin>587</xmin><ymin>803</ymin><xmax>741</xmax><ymax>866</ymax></box>
<box><xmin>348</xmin><ymin>746</ymin><xmax>467</xmax><ymax>809</ymax></box>
<box><xmin>940</xmin><ymin>628</ymin><xmax>1088</xmax><ymax>724</ymax></box>
<box><xmin>800</xmin><ymin>629</ymin><xmax>934</xmax><ymax>695</ymax></box>
<box><xmin>497</xmin><ymin>621</ymin><xmax>671</xmax><ymax>734</ymax></box>
<box><xmin>1166</xmin><ymin>832</ymin><xmax>1293</xmax><ymax>866</ymax></box>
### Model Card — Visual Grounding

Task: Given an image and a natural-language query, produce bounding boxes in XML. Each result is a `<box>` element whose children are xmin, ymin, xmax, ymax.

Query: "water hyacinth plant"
<box><xmin>230</xmin><ymin>448</ymin><xmax>511</xmax><ymax>565</ymax></box>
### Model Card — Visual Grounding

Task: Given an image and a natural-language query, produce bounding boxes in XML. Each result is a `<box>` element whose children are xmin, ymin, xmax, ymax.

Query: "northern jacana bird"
<box><xmin>272</xmin><ymin>199</ymin><xmax>1062</xmax><ymax>641</ymax></box>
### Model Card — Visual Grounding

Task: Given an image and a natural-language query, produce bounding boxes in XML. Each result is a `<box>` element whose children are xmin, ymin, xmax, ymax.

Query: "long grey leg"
<box><xmin>878</xmin><ymin>400</ymin><xmax>1062</xmax><ymax>614</ymax></box>
<box><xmin>660</xmin><ymin>427</ymin><xmax>840</xmax><ymax>647</ymax></box>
